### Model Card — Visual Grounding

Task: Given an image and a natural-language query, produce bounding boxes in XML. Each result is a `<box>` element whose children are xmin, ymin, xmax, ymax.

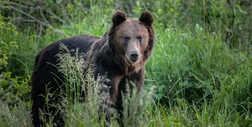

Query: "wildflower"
<box><xmin>212</xmin><ymin>32</ymin><xmax>216</xmax><ymax>35</ymax></box>
<box><xmin>147</xmin><ymin>3</ymin><xmax>150</xmax><ymax>6</ymax></box>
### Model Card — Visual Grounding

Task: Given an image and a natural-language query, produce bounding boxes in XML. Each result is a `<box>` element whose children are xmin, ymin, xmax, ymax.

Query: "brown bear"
<box><xmin>31</xmin><ymin>10</ymin><xmax>155</xmax><ymax>127</ymax></box>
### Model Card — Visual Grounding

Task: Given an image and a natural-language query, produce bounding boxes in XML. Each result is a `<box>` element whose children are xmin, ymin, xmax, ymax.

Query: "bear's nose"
<box><xmin>130</xmin><ymin>51</ymin><xmax>139</xmax><ymax>62</ymax></box>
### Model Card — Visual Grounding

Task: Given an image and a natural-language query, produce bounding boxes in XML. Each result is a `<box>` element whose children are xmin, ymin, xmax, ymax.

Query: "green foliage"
<box><xmin>0</xmin><ymin>72</ymin><xmax>30</xmax><ymax>102</ymax></box>
<box><xmin>0</xmin><ymin>100</ymin><xmax>32</xmax><ymax>127</ymax></box>
<box><xmin>0</xmin><ymin>5</ymin><xmax>31</xmax><ymax>127</ymax></box>
<box><xmin>0</xmin><ymin>41</ymin><xmax>17</xmax><ymax>69</ymax></box>
<box><xmin>0</xmin><ymin>2</ymin><xmax>30</xmax><ymax>106</ymax></box>
<box><xmin>0</xmin><ymin>2</ymin><xmax>16</xmax><ymax>70</ymax></box>
<box><xmin>146</xmin><ymin>23</ymin><xmax>252</xmax><ymax>115</ymax></box>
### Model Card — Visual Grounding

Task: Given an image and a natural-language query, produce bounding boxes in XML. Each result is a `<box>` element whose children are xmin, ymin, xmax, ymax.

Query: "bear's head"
<box><xmin>108</xmin><ymin>10</ymin><xmax>155</xmax><ymax>74</ymax></box>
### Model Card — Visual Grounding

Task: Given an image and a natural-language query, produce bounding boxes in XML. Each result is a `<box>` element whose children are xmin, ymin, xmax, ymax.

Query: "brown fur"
<box><xmin>31</xmin><ymin>10</ymin><xmax>155</xmax><ymax>127</ymax></box>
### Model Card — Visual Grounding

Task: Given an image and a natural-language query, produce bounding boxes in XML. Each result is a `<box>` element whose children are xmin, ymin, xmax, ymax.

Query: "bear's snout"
<box><xmin>129</xmin><ymin>51</ymin><xmax>139</xmax><ymax>63</ymax></box>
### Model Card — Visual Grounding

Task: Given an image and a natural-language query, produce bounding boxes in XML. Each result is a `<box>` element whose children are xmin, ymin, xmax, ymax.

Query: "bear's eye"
<box><xmin>124</xmin><ymin>36</ymin><xmax>130</xmax><ymax>41</ymax></box>
<box><xmin>137</xmin><ymin>36</ymin><xmax>142</xmax><ymax>41</ymax></box>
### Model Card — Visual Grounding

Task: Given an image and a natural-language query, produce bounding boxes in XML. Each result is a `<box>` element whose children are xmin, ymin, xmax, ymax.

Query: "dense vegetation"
<box><xmin>0</xmin><ymin>0</ymin><xmax>251</xmax><ymax>126</ymax></box>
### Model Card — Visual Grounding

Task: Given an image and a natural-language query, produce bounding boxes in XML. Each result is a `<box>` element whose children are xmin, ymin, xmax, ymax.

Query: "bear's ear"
<box><xmin>139</xmin><ymin>11</ymin><xmax>154</xmax><ymax>27</ymax></box>
<box><xmin>112</xmin><ymin>10</ymin><xmax>126</xmax><ymax>26</ymax></box>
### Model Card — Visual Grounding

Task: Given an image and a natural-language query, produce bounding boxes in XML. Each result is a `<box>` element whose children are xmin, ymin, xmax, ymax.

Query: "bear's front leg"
<box><xmin>96</xmin><ymin>75</ymin><xmax>112</xmax><ymax>126</ymax></box>
<box><xmin>94</xmin><ymin>69</ymin><xmax>123</xmax><ymax>126</ymax></box>
<box><xmin>116</xmin><ymin>69</ymin><xmax>145</xmax><ymax>127</ymax></box>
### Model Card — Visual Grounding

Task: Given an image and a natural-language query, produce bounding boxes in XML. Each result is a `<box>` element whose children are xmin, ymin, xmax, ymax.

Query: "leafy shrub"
<box><xmin>0</xmin><ymin>3</ymin><xmax>30</xmax><ymax>102</ymax></box>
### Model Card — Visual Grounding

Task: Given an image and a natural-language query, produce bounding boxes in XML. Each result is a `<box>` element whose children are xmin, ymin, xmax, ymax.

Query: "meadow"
<box><xmin>0</xmin><ymin>0</ymin><xmax>251</xmax><ymax>126</ymax></box>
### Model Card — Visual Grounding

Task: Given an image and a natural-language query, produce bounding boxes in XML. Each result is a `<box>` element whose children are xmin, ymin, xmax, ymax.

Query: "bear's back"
<box><xmin>31</xmin><ymin>34</ymin><xmax>100</xmax><ymax>99</ymax></box>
